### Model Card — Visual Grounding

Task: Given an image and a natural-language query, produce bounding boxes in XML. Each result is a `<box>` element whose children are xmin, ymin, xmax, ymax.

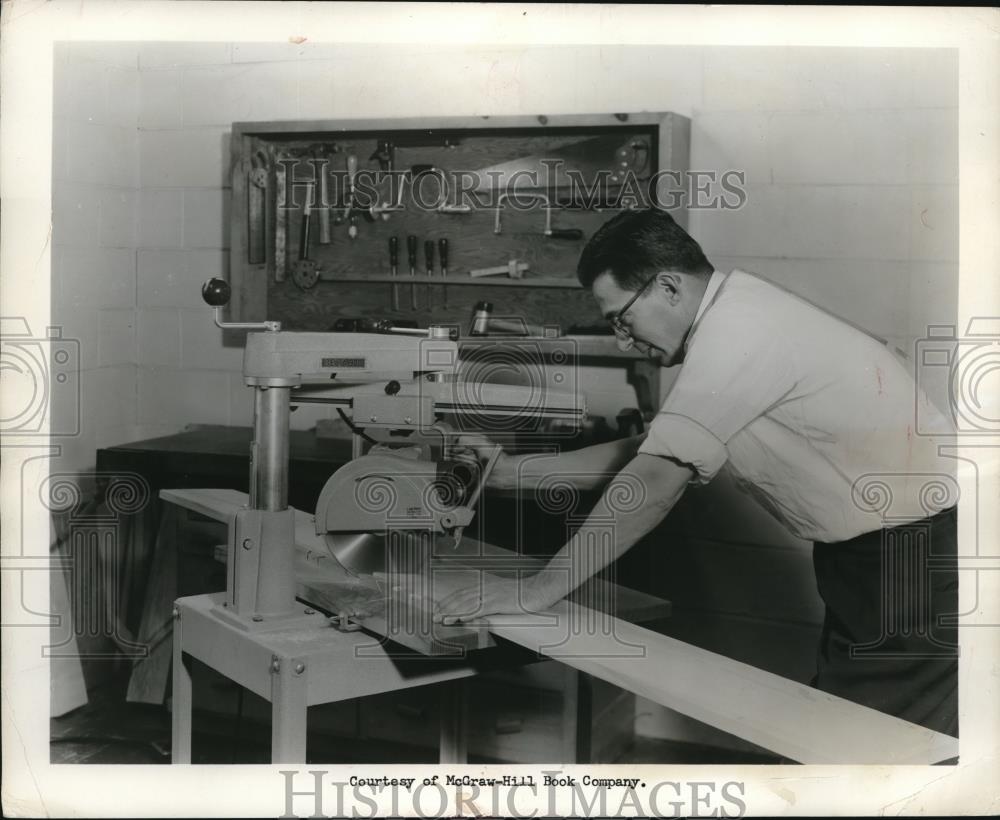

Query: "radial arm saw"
<box><xmin>198</xmin><ymin>278</ymin><xmax>586</xmax><ymax>631</ymax></box>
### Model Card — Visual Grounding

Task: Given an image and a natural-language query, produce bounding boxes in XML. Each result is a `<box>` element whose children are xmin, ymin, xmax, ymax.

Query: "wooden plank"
<box><xmin>150</xmin><ymin>489</ymin><xmax>953</xmax><ymax>762</ymax></box>
<box><xmin>233</xmin><ymin>112</ymin><xmax>681</xmax><ymax>138</ymax></box>
<box><xmin>483</xmin><ymin>604</ymin><xmax>958</xmax><ymax>765</ymax></box>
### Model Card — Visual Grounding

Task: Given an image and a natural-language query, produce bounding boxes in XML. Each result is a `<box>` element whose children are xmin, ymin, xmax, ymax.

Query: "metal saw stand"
<box><xmin>171</xmin><ymin>592</ymin><xmax>477</xmax><ymax>763</ymax></box>
<box><xmin>169</xmin><ymin>380</ymin><xmax>473</xmax><ymax>763</ymax></box>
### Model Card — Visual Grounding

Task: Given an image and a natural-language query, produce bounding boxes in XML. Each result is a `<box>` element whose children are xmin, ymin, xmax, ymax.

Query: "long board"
<box><xmin>160</xmin><ymin>487</ymin><xmax>957</xmax><ymax>764</ymax></box>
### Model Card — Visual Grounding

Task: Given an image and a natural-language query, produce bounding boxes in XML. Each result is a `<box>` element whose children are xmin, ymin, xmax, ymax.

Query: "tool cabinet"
<box><xmin>228</xmin><ymin>112</ymin><xmax>690</xmax><ymax>334</ymax></box>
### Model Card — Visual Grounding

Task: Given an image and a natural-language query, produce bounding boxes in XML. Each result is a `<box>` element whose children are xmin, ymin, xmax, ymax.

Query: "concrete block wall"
<box><xmin>51</xmin><ymin>43</ymin><xmax>141</xmax><ymax>478</ymax></box>
<box><xmin>51</xmin><ymin>42</ymin><xmax>958</xmax><ymax>752</ymax></box>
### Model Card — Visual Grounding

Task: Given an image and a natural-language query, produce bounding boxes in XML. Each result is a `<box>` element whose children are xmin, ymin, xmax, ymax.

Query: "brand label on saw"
<box><xmin>322</xmin><ymin>357</ymin><xmax>366</xmax><ymax>368</ymax></box>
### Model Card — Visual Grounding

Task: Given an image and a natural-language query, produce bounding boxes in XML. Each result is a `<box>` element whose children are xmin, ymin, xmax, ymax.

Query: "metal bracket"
<box><xmin>331</xmin><ymin>612</ymin><xmax>363</xmax><ymax>633</ymax></box>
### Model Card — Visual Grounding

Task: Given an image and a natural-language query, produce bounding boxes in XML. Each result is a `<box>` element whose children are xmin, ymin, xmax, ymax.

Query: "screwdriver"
<box><xmin>388</xmin><ymin>236</ymin><xmax>399</xmax><ymax>312</ymax></box>
<box><xmin>438</xmin><ymin>238</ymin><xmax>449</xmax><ymax>307</ymax></box>
<box><xmin>424</xmin><ymin>239</ymin><xmax>435</xmax><ymax>312</ymax></box>
<box><xmin>407</xmin><ymin>234</ymin><xmax>418</xmax><ymax>310</ymax></box>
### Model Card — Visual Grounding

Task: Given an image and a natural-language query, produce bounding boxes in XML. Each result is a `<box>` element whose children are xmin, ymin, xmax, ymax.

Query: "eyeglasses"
<box><xmin>609</xmin><ymin>273</ymin><xmax>658</xmax><ymax>338</ymax></box>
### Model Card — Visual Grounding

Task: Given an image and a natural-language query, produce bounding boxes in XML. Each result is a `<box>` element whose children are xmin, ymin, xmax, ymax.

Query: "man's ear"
<box><xmin>655</xmin><ymin>271</ymin><xmax>683</xmax><ymax>304</ymax></box>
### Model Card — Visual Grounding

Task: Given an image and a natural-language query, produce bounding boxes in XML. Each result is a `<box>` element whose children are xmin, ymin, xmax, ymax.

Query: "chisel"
<box><xmin>438</xmin><ymin>238</ymin><xmax>449</xmax><ymax>307</ymax></box>
<box><xmin>424</xmin><ymin>239</ymin><xmax>435</xmax><ymax>312</ymax></box>
<box><xmin>407</xmin><ymin>234</ymin><xmax>418</xmax><ymax>310</ymax></box>
<box><xmin>389</xmin><ymin>236</ymin><xmax>399</xmax><ymax>312</ymax></box>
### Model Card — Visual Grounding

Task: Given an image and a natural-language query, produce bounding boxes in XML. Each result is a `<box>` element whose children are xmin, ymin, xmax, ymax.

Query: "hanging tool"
<box><xmin>389</xmin><ymin>236</ymin><xmax>400</xmax><ymax>312</ymax></box>
<box><xmin>345</xmin><ymin>154</ymin><xmax>359</xmax><ymax>239</ymax></box>
<box><xmin>291</xmin><ymin>181</ymin><xmax>320</xmax><ymax>290</ymax></box>
<box><xmin>494</xmin><ymin>192</ymin><xmax>583</xmax><ymax>240</ymax></box>
<box><xmin>424</xmin><ymin>240</ymin><xmax>435</xmax><ymax>311</ymax></box>
<box><xmin>369</xmin><ymin>140</ymin><xmax>395</xmax><ymax>221</ymax></box>
<box><xmin>438</xmin><ymin>238</ymin><xmax>449</xmax><ymax>307</ymax></box>
<box><xmin>469</xmin><ymin>260</ymin><xmax>529</xmax><ymax>279</ymax></box>
<box><xmin>469</xmin><ymin>134</ymin><xmax>651</xmax><ymax>191</ymax></box>
<box><xmin>247</xmin><ymin>151</ymin><xmax>268</xmax><ymax>264</ymax></box>
<box><xmin>274</xmin><ymin>153</ymin><xmax>288</xmax><ymax>281</ymax></box>
<box><xmin>407</xmin><ymin>234</ymin><xmax>418</xmax><ymax>311</ymax></box>
<box><xmin>316</xmin><ymin>149</ymin><xmax>332</xmax><ymax>245</ymax></box>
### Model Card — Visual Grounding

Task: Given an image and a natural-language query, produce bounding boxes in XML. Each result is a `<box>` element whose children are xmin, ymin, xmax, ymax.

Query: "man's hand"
<box><xmin>433</xmin><ymin>572</ymin><xmax>561</xmax><ymax>624</ymax></box>
<box><xmin>450</xmin><ymin>433</ymin><xmax>514</xmax><ymax>490</ymax></box>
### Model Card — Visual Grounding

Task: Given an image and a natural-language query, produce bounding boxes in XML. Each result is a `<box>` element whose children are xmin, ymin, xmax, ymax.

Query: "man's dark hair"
<box><xmin>576</xmin><ymin>208</ymin><xmax>714</xmax><ymax>291</ymax></box>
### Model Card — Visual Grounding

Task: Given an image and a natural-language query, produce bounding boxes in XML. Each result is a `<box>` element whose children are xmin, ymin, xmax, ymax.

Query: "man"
<box><xmin>435</xmin><ymin>208</ymin><xmax>958</xmax><ymax>736</ymax></box>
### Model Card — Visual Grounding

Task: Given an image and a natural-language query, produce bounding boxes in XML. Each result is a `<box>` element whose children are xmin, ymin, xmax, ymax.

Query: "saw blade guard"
<box><xmin>315</xmin><ymin>452</ymin><xmax>474</xmax><ymax>575</ymax></box>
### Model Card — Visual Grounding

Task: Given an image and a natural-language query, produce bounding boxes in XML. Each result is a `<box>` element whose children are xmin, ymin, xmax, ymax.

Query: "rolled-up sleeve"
<box><xmin>638</xmin><ymin>413</ymin><xmax>727</xmax><ymax>484</ymax></box>
<box><xmin>638</xmin><ymin>302</ymin><xmax>796</xmax><ymax>484</ymax></box>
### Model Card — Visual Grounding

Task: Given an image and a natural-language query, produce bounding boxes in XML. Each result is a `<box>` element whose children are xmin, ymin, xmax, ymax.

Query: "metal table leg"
<box><xmin>170</xmin><ymin>608</ymin><xmax>193</xmax><ymax>763</ymax></box>
<box><xmin>439</xmin><ymin>679</ymin><xmax>469</xmax><ymax>763</ymax></box>
<box><xmin>271</xmin><ymin>655</ymin><xmax>309</xmax><ymax>762</ymax></box>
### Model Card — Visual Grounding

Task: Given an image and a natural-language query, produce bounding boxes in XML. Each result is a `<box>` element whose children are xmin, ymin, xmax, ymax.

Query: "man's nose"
<box><xmin>615</xmin><ymin>333</ymin><xmax>635</xmax><ymax>353</ymax></box>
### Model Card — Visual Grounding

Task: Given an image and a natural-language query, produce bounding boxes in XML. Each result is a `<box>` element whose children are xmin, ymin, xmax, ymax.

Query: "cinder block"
<box><xmin>768</xmin><ymin>111</ymin><xmax>908</xmax><ymax>185</ymax></box>
<box><xmin>138</xmin><ymin>70</ymin><xmax>184</xmax><ymax>129</ymax></box>
<box><xmin>910</xmin><ymin>185</ymin><xmax>958</xmax><ymax>262</ymax></box>
<box><xmin>137</xmin><ymin>309</ymin><xmax>181</xmax><ymax>368</ymax></box>
<box><xmin>906</xmin><ymin>48</ymin><xmax>958</xmax><ymax>109</ymax></box>
<box><xmin>138</xmin><ymin>366</ymin><xmax>231</xmax><ymax>427</ymax></box>
<box><xmin>139</xmin><ymin>189</ymin><xmax>184</xmax><ymax>248</ymax></box>
<box><xmin>710</xmin><ymin>256</ymin><xmax>911</xmax><ymax>343</ymax></box>
<box><xmin>105</xmin><ymin>66</ymin><xmax>139</xmax><ymax>128</ymax></box>
<box><xmin>228</xmin><ymin>373</ymin><xmax>254</xmax><ymax>427</ymax></box>
<box><xmin>51</xmin><ymin>429</ymin><xmax>97</xmax><ymax>475</ymax></box>
<box><xmin>66</xmin><ymin>42</ymin><xmax>139</xmax><ymax>69</ymax></box>
<box><xmin>139</xmin><ymin>128</ymin><xmax>230</xmax><ymax>188</ymax></box>
<box><xmin>691</xmin><ymin>112</ymin><xmax>771</xmax><ymax>185</ymax></box>
<box><xmin>578</xmin><ymin>45</ymin><xmax>703</xmax><ymax>117</ymax></box>
<box><xmin>138</xmin><ymin>43</ymin><xmax>232</xmax><ymax>70</ymax></box>
<box><xmin>64</xmin><ymin>123</ymin><xmax>139</xmax><ymax>188</ymax></box>
<box><xmin>50</xmin><ymin>304</ymin><xmax>99</xmax><ymax>371</ymax></box>
<box><xmin>97</xmin><ymin>309</ymin><xmax>136</xmax><ymax>367</ymax></box>
<box><xmin>183</xmin><ymin>189</ymin><xmax>229</xmax><ymax>249</ymax></box>
<box><xmin>702</xmin><ymin>46</ymin><xmax>914</xmax><ymax>111</ymax></box>
<box><xmin>179</xmin><ymin>309</ymin><xmax>243</xmax><ymax>371</ymax></box>
<box><xmin>52</xmin><ymin>246</ymin><xmax>136</xmax><ymax>310</ymax></box>
<box><xmin>52</xmin><ymin>182</ymin><xmax>102</xmax><ymax>247</ymax></box>
<box><xmin>902</xmin><ymin>109</ymin><xmax>958</xmax><ymax>185</ymax></box>
<box><xmin>137</xmin><ymin>249</ymin><xmax>227</xmax><ymax>308</ymax></box>
<box><xmin>84</xmin><ymin>365</ymin><xmax>139</xmax><ymax>432</ymax></box>
<box><xmin>55</xmin><ymin>54</ymin><xmax>107</xmax><ymax>123</ymax></box>
<box><xmin>698</xmin><ymin>184</ymin><xmax>911</xmax><ymax>262</ymax></box>
<box><xmin>180</xmin><ymin>62</ymin><xmax>299</xmax><ymax>127</ymax></box>
<box><xmin>99</xmin><ymin>188</ymin><xmax>138</xmax><ymax>248</ymax></box>
<box><xmin>905</xmin><ymin>262</ymin><xmax>959</xmax><ymax>342</ymax></box>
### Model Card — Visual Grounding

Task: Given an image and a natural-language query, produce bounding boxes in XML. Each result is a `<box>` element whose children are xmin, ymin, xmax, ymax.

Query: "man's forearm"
<box><xmin>496</xmin><ymin>433</ymin><xmax>647</xmax><ymax>491</ymax></box>
<box><xmin>524</xmin><ymin>454</ymin><xmax>691</xmax><ymax>606</ymax></box>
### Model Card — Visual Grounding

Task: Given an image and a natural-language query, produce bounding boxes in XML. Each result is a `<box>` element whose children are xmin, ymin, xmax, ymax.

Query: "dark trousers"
<box><xmin>812</xmin><ymin>506</ymin><xmax>958</xmax><ymax>737</ymax></box>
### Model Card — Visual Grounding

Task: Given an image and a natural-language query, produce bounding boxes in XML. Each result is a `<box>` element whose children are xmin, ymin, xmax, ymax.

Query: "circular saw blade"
<box><xmin>322</xmin><ymin>532</ymin><xmax>388</xmax><ymax>577</ymax></box>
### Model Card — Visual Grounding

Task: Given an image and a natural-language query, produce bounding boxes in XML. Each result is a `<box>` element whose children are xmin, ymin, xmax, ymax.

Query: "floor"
<box><xmin>51</xmin><ymin>670</ymin><xmax>783</xmax><ymax>765</ymax></box>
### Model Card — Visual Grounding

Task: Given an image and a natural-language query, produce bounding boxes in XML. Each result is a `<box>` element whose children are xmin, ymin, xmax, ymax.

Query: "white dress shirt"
<box><xmin>637</xmin><ymin>269</ymin><xmax>957</xmax><ymax>542</ymax></box>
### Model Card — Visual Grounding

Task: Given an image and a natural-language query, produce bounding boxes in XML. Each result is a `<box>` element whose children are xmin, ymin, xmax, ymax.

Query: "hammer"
<box><xmin>469</xmin><ymin>260</ymin><xmax>529</xmax><ymax>279</ymax></box>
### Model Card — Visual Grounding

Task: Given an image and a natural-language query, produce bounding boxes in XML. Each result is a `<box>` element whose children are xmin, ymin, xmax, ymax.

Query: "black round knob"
<box><xmin>384</xmin><ymin>380</ymin><xmax>401</xmax><ymax>396</ymax></box>
<box><xmin>202</xmin><ymin>278</ymin><xmax>231</xmax><ymax>307</ymax></box>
